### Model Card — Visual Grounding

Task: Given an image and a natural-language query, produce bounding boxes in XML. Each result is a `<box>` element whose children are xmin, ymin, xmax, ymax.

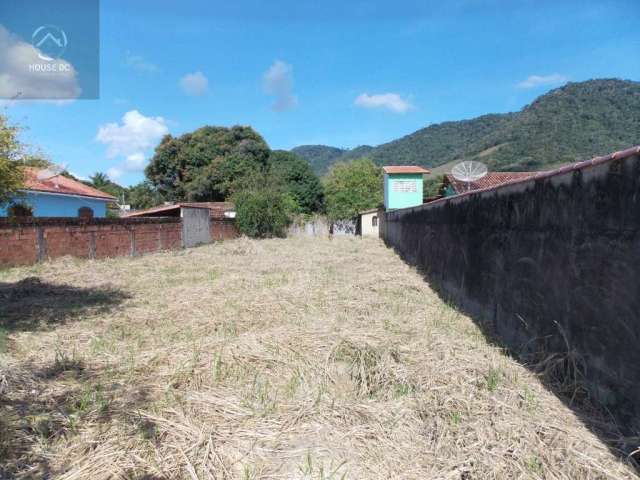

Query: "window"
<box><xmin>8</xmin><ymin>203</ymin><xmax>33</xmax><ymax>217</ymax></box>
<box><xmin>392</xmin><ymin>180</ymin><xmax>417</xmax><ymax>193</ymax></box>
<box><xmin>78</xmin><ymin>207</ymin><xmax>94</xmax><ymax>218</ymax></box>
<box><xmin>372</xmin><ymin>216</ymin><xmax>378</xmax><ymax>227</ymax></box>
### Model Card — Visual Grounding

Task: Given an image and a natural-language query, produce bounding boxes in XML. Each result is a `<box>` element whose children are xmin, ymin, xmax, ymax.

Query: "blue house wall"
<box><xmin>0</xmin><ymin>191</ymin><xmax>110</xmax><ymax>217</ymax></box>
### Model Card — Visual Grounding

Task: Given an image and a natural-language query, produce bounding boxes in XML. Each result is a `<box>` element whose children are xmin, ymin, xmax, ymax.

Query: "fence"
<box><xmin>381</xmin><ymin>146</ymin><xmax>640</xmax><ymax>436</ymax></box>
<box><xmin>0</xmin><ymin>208</ymin><xmax>238</xmax><ymax>267</ymax></box>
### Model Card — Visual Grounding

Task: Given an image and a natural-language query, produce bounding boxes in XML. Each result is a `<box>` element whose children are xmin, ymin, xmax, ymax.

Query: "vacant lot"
<box><xmin>0</xmin><ymin>237</ymin><xmax>636</xmax><ymax>479</ymax></box>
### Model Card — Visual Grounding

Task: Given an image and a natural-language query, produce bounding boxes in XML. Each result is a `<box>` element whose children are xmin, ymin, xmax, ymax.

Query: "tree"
<box><xmin>269</xmin><ymin>150</ymin><xmax>324</xmax><ymax>214</ymax></box>
<box><xmin>128</xmin><ymin>181</ymin><xmax>162</xmax><ymax>210</ymax></box>
<box><xmin>88</xmin><ymin>172</ymin><xmax>127</xmax><ymax>199</ymax></box>
<box><xmin>233</xmin><ymin>182</ymin><xmax>297</xmax><ymax>238</ymax></box>
<box><xmin>323</xmin><ymin>158</ymin><xmax>383</xmax><ymax>221</ymax></box>
<box><xmin>0</xmin><ymin>115</ymin><xmax>24</xmax><ymax>206</ymax></box>
<box><xmin>90</xmin><ymin>172</ymin><xmax>110</xmax><ymax>189</ymax></box>
<box><xmin>145</xmin><ymin>126</ymin><xmax>271</xmax><ymax>201</ymax></box>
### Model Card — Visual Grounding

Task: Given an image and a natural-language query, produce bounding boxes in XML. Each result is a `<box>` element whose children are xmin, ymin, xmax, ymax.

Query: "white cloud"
<box><xmin>96</xmin><ymin>110</ymin><xmax>169</xmax><ymax>176</ymax></box>
<box><xmin>125</xmin><ymin>152</ymin><xmax>146</xmax><ymax>170</ymax></box>
<box><xmin>125</xmin><ymin>51</ymin><xmax>158</xmax><ymax>73</ymax></box>
<box><xmin>96</xmin><ymin>110</ymin><xmax>168</xmax><ymax>158</ymax></box>
<box><xmin>517</xmin><ymin>74</ymin><xmax>569</xmax><ymax>89</ymax></box>
<box><xmin>107</xmin><ymin>167</ymin><xmax>123</xmax><ymax>181</ymax></box>
<box><xmin>180</xmin><ymin>71</ymin><xmax>209</xmax><ymax>96</ymax></box>
<box><xmin>69</xmin><ymin>171</ymin><xmax>89</xmax><ymax>182</ymax></box>
<box><xmin>0</xmin><ymin>24</ymin><xmax>81</xmax><ymax>99</ymax></box>
<box><xmin>354</xmin><ymin>93</ymin><xmax>414</xmax><ymax>113</ymax></box>
<box><xmin>263</xmin><ymin>60</ymin><xmax>298</xmax><ymax>112</ymax></box>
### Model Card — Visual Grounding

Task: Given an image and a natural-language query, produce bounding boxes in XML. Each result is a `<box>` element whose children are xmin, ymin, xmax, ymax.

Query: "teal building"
<box><xmin>383</xmin><ymin>166</ymin><xmax>430</xmax><ymax>210</ymax></box>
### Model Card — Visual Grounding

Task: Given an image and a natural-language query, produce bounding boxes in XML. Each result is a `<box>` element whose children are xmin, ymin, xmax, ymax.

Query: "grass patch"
<box><xmin>0</xmin><ymin>237</ymin><xmax>635</xmax><ymax>479</ymax></box>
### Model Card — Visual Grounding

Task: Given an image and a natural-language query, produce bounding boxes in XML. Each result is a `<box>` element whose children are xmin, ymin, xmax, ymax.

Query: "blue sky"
<box><xmin>2</xmin><ymin>0</ymin><xmax>639</xmax><ymax>185</ymax></box>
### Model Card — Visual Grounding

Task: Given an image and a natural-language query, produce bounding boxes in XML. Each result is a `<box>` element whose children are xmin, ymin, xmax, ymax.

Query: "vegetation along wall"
<box><xmin>382</xmin><ymin>147</ymin><xmax>640</xmax><ymax>436</ymax></box>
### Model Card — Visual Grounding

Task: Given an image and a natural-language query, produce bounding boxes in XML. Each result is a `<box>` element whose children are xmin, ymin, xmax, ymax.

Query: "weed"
<box><xmin>0</xmin><ymin>328</ymin><xmax>8</xmax><ymax>353</ymax></box>
<box><xmin>449</xmin><ymin>411</ymin><xmax>462</xmax><ymax>426</ymax></box>
<box><xmin>525</xmin><ymin>456</ymin><xmax>544</xmax><ymax>476</ymax></box>
<box><xmin>485</xmin><ymin>367</ymin><xmax>501</xmax><ymax>392</ymax></box>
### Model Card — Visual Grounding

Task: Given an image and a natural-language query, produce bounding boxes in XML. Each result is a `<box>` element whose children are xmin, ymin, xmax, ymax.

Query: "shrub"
<box><xmin>234</xmin><ymin>186</ymin><xmax>297</xmax><ymax>238</ymax></box>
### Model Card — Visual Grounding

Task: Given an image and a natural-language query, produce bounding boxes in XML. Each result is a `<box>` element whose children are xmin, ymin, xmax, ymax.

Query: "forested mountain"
<box><xmin>293</xmin><ymin>79</ymin><xmax>640</xmax><ymax>174</ymax></box>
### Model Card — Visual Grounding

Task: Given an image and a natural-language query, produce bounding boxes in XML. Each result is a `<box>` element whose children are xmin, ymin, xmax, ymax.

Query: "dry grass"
<box><xmin>0</xmin><ymin>236</ymin><xmax>637</xmax><ymax>479</ymax></box>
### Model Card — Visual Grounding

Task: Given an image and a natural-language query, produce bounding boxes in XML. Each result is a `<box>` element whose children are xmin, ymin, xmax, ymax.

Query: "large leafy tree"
<box><xmin>323</xmin><ymin>158</ymin><xmax>383</xmax><ymax>221</ymax></box>
<box><xmin>269</xmin><ymin>150</ymin><xmax>323</xmax><ymax>214</ymax></box>
<box><xmin>0</xmin><ymin>116</ymin><xmax>25</xmax><ymax>206</ymax></box>
<box><xmin>145</xmin><ymin>126</ymin><xmax>271</xmax><ymax>201</ymax></box>
<box><xmin>127</xmin><ymin>181</ymin><xmax>163</xmax><ymax>210</ymax></box>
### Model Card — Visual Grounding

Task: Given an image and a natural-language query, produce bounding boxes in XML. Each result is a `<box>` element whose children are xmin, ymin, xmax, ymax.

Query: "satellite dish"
<box><xmin>451</xmin><ymin>161</ymin><xmax>488</xmax><ymax>191</ymax></box>
<box><xmin>37</xmin><ymin>164</ymin><xmax>65</xmax><ymax>181</ymax></box>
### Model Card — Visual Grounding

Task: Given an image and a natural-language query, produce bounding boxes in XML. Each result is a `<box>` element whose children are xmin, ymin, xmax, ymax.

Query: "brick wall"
<box><xmin>0</xmin><ymin>217</ymin><xmax>184</xmax><ymax>267</ymax></box>
<box><xmin>210</xmin><ymin>219</ymin><xmax>238</xmax><ymax>240</ymax></box>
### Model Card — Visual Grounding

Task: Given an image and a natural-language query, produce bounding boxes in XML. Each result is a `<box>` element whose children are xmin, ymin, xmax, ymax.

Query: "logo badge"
<box><xmin>31</xmin><ymin>25</ymin><xmax>67</xmax><ymax>61</ymax></box>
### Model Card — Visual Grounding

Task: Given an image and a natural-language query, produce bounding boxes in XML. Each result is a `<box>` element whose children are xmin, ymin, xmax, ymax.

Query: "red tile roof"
<box><xmin>125</xmin><ymin>202</ymin><xmax>235</xmax><ymax>220</ymax></box>
<box><xmin>418</xmin><ymin>145</ymin><xmax>640</xmax><ymax>208</ymax></box>
<box><xmin>445</xmin><ymin>171</ymin><xmax>540</xmax><ymax>194</ymax></box>
<box><xmin>22</xmin><ymin>168</ymin><xmax>116</xmax><ymax>200</ymax></box>
<box><xmin>383</xmin><ymin>166</ymin><xmax>430</xmax><ymax>174</ymax></box>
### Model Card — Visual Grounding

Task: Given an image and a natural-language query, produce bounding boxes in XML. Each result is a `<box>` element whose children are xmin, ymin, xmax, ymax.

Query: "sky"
<box><xmin>1</xmin><ymin>0</ymin><xmax>639</xmax><ymax>186</ymax></box>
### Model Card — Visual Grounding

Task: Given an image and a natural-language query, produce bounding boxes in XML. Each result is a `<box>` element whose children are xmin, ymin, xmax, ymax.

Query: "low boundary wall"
<box><xmin>0</xmin><ymin>214</ymin><xmax>238</xmax><ymax>267</ymax></box>
<box><xmin>381</xmin><ymin>146</ymin><xmax>640</xmax><ymax>435</ymax></box>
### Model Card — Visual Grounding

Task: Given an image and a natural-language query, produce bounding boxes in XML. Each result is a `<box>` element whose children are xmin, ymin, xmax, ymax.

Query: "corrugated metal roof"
<box><xmin>125</xmin><ymin>202</ymin><xmax>235</xmax><ymax>219</ymax></box>
<box><xmin>22</xmin><ymin>168</ymin><xmax>116</xmax><ymax>201</ymax></box>
<box><xmin>383</xmin><ymin>166</ymin><xmax>430</xmax><ymax>174</ymax></box>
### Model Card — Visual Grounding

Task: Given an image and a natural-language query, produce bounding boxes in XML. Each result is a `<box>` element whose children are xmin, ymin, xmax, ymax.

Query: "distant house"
<box><xmin>124</xmin><ymin>202</ymin><xmax>236</xmax><ymax>220</ymax></box>
<box><xmin>1</xmin><ymin>168</ymin><xmax>116</xmax><ymax>218</ymax></box>
<box><xmin>383</xmin><ymin>166</ymin><xmax>430</xmax><ymax>210</ymax></box>
<box><xmin>124</xmin><ymin>202</ymin><xmax>239</xmax><ymax>240</ymax></box>
<box><xmin>441</xmin><ymin>171</ymin><xmax>541</xmax><ymax>197</ymax></box>
<box><xmin>357</xmin><ymin>208</ymin><xmax>380</xmax><ymax>237</ymax></box>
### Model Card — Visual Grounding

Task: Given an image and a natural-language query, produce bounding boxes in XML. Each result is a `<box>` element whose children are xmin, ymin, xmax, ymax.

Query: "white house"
<box><xmin>358</xmin><ymin>208</ymin><xmax>380</xmax><ymax>237</ymax></box>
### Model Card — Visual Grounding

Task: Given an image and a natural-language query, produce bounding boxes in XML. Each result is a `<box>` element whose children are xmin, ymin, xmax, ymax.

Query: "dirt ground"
<box><xmin>0</xmin><ymin>236</ymin><xmax>637</xmax><ymax>479</ymax></box>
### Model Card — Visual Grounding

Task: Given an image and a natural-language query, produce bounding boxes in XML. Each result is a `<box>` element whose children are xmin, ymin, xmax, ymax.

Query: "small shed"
<box><xmin>357</xmin><ymin>208</ymin><xmax>380</xmax><ymax>237</ymax></box>
<box><xmin>383</xmin><ymin>166</ymin><xmax>430</xmax><ymax>210</ymax></box>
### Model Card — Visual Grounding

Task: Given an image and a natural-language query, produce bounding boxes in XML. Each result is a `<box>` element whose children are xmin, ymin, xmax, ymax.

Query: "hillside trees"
<box><xmin>323</xmin><ymin>158</ymin><xmax>382</xmax><ymax>221</ymax></box>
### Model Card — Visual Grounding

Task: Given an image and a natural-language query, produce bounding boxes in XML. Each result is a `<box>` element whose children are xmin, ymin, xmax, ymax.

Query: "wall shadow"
<box><xmin>411</xmin><ymin>260</ymin><xmax>640</xmax><ymax>472</ymax></box>
<box><xmin>0</xmin><ymin>277</ymin><xmax>130</xmax><ymax>332</ymax></box>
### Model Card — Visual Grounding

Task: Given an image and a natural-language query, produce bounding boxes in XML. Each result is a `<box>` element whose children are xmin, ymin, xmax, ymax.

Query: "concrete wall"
<box><xmin>0</xmin><ymin>191</ymin><xmax>110</xmax><ymax>217</ymax></box>
<box><xmin>181</xmin><ymin>207</ymin><xmax>211</xmax><ymax>247</ymax></box>
<box><xmin>360</xmin><ymin>211</ymin><xmax>379</xmax><ymax>237</ymax></box>
<box><xmin>381</xmin><ymin>149</ymin><xmax>640</xmax><ymax>435</ymax></box>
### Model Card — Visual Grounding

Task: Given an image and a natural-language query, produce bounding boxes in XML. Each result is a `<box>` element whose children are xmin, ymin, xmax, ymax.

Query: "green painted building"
<box><xmin>383</xmin><ymin>166</ymin><xmax>430</xmax><ymax>210</ymax></box>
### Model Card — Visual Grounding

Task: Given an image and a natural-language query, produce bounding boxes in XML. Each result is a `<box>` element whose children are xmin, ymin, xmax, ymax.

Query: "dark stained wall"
<box><xmin>382</xmin><ymin>152</ymin><xmax>640</xmax><ymax>435</ymax></box>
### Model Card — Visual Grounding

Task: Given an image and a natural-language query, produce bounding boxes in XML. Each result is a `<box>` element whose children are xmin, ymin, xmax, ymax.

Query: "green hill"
<box><xmin>293</xmin><ymin>79</ymin><xmax>640</xmax><ymax>175</ymax></box>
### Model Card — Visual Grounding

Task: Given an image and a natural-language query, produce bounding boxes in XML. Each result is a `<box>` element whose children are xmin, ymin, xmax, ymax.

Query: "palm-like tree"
<box><xmin>90</xmin><ymin>172</ymin><xmax>110</xmax><ymax>189</ymax></box>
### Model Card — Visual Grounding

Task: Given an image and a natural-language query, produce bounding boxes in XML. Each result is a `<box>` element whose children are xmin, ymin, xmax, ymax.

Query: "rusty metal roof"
<box><xmin>125</xmin><ymin>202</ymin><xmax>234</xmax><ymax>219</ymax></box>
